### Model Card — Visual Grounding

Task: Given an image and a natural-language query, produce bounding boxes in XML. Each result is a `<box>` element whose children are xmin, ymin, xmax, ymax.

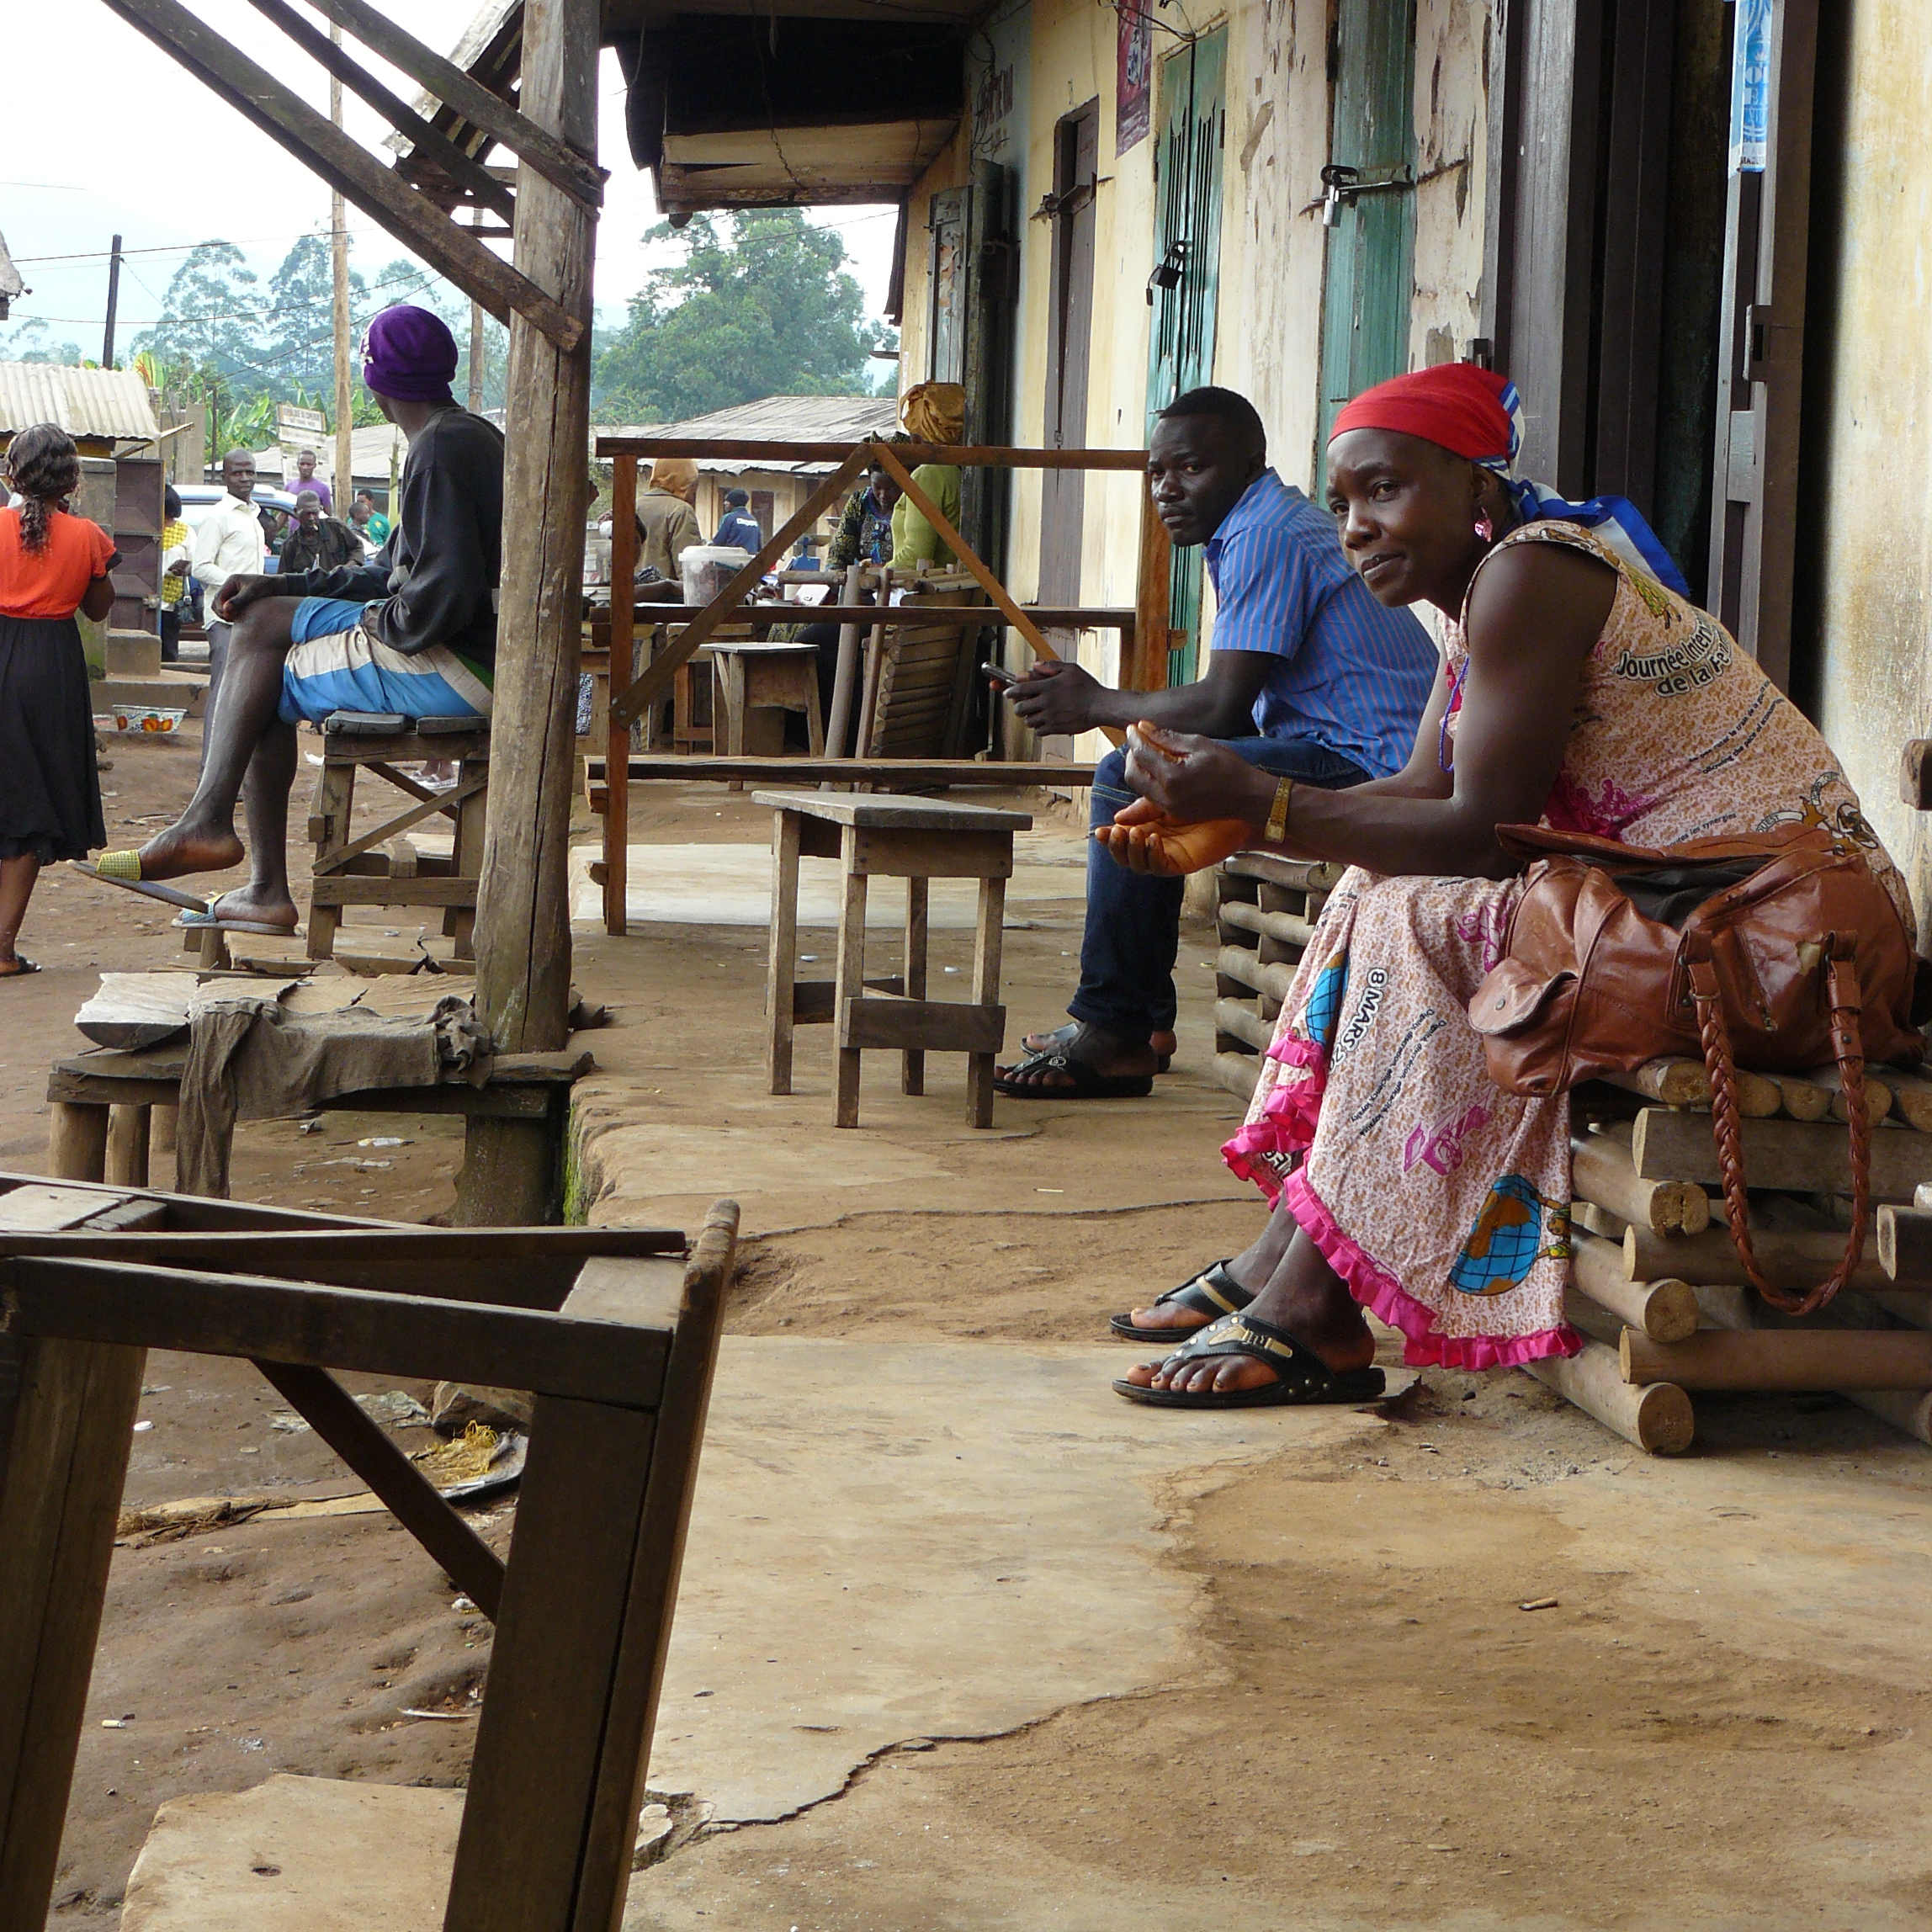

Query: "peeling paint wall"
<box><xmin>894</xmin><ymin>0</ymin><xmax>1494</xmax><ymax>700</ymax></box>
<box><xmin>1809</xmin><ymin>7</ymin><xmax>1932</xmax><ymax>915</ymax></box>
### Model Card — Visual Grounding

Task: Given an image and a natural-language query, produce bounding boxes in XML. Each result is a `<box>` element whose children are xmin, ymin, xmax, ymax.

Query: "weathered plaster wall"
<box><xmin>1409</xmin><ymin>0</ymin><xmax>1489</xmax><ymax>376</ymax></box>
<box><xmin>1809</xmin><ymin>7</ymin><xmax>1932</xmax><ymax>911</ymax></box>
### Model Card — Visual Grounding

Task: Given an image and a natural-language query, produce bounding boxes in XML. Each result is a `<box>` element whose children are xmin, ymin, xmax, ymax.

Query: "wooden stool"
<box><xmin>712</xmin><ymin>640</ymin><xmax>825</xmax><ymax>790</ymax></box>
<box><xmin>305</xmin><ymin>712</ymin><xmax>489</xmax><ymax>964</ymax></box>
<box><xmin>756</xmin><ymin>790</ymin><xmax>1031</xmax><ymax>1128</ymax></box>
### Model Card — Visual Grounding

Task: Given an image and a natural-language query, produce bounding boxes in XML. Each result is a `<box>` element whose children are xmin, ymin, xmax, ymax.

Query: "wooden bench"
<box><xmin>0</xmin><ymin>1170</ymin><xmax>738</xmax><ymax>1932</ymax></box>
<box><xmin>305</xmin><ymin>712</ymin><xmax>489</xmax><ymax>968</ymax></box>
<box><xmin>756</xmin><ymin>790</ymin><xmax>1031</xmax><ymax>1128</ymax></box>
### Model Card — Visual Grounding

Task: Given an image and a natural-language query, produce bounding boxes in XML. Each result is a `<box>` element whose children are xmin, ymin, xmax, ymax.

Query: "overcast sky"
<box><xmin>2</xmin><ymin>0</ymin><xmax>899</xmax><ymax>356</ymax></box>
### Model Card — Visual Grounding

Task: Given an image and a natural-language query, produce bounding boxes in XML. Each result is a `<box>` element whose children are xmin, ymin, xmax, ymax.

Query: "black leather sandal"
<box><xmin>1112</xmin><ymin>1311</ymin><xmax>1386</xmax><ymax>1409</ymax></box>
<box><xmin>1108</xmin><ymin>1260</ymin><xmax>1254</xmax><ymax>1341</ymax></box>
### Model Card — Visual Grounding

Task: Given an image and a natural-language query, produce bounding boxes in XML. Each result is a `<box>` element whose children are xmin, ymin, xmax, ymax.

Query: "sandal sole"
<box><xmin>1110</xmin><ymin>1368</ymin><xmax>1386</xmax><ymax>1409</ymax></box>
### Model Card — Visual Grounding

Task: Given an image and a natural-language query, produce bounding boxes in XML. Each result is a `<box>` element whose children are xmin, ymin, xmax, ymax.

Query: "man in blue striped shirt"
<box><xmin>995</xmin><ymin>386</ymin><xmax>1436</xmax><ymax>1097</ymax></box>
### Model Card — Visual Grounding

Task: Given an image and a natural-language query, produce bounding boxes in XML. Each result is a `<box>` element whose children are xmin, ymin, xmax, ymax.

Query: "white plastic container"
<box><xmin>681</xmin><ymin>544</ymin><xmax>754</xmax><ymax>608</ymax></box>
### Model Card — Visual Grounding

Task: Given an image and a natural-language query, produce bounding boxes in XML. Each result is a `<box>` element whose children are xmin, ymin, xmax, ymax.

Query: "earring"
<box><xmin>1473</xmin><ymin>508</ymin><xmax>1494</xmax><ymax>544</ymax></box>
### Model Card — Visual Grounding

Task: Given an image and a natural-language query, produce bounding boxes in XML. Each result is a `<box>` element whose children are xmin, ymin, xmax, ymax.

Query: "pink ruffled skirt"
<box><xmin>1223</xmin><ymin>868</ymin><xmax>1581</xmax><ymax>1370</ymax></box>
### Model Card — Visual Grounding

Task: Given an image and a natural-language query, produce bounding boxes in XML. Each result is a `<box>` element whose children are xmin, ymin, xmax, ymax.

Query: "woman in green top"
<box><xmin>889</xmin><ymin>383</ymin><xmax>965</xmax><ymax>570</ymax></box>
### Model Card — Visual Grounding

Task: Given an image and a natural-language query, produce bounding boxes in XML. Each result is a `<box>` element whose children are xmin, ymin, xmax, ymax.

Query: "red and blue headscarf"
<box><xmin>1330</xmin><ymin>364</ymin><xmax>1690</xmax><ymax>597</ymax></box>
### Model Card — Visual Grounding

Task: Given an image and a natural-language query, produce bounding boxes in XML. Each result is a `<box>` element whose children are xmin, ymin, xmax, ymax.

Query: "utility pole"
<box><xmin>101</xmin><ymin>235</ymin><xmax>123</xmax><ymax>369</ymax></box>
<box><xmin>469</xmin><ymin>295</ymin><xmax>486</xmax><ymax>414</ymax></box>
<box><xmin>330</xmin><ymin>24</ymin><xmax>353</xmax><ymax>518</ymax></box>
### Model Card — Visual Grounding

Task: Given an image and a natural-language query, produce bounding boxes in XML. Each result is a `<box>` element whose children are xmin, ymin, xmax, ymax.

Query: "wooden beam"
<box><xmin>591</xmin><ymin>602</ymin><xmax>1134</xmax><ymax>629</ymax></box>
<box><xmin>300</xmin><ymin>0</ymin><xmax>606</xmax><ymax>210</ymax></box>
<box><xmin>605</xmin><ymin>454</ymin><xmax>640</xmax><ymax>937</ymax></box>
<box><xmin>242</xmin><ymin>0</ymin><xmax>517</xmax><ymax>221</ymax></box>
<box><xmin>592</xmin><ymin>755</ymin><xmax>1091</xmax><ymax>788</ymax></box>
<box><xmin>96</xmin><ymin>0</ymin><xmax>581</xmax><ymax>352</ymax></box>
<box><xmin>3</xmin><ymin>1257</ymin><xmax>669</xmax><ymax>1408</ymax></box>
<box><xmin>609</xmin><ymin>450</ymin><xmax>868</xmax><ymax>728</ymax></box>
<box><xmin>469</xmin><ymin>0</ymin><xmax>598</xmax><ymax>1087</ymax></box>
<box><xmin>593</xmin><ymin>438</ymin><xmax>1149</xmax><ymax>470</ymax></box>
<box><xmin>871</xmin><ymin>444</ymin><xmax>1129</xmax><ymax>751</ymax></box>
<box><xmin>1129</xmin><ymin>485</ymin><xmax>1173</xmax><ymax>691</ymax></box>
<box><xmin>254</xmin><ymin>1360</ymin><xmax>506</xmax><ymax>1620</ymax></box>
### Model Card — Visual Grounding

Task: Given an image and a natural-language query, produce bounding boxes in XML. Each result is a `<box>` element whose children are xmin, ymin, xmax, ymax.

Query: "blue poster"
<box><xmin>1729</xmin><ymin>0</ymin><xmax>1770</xmax><ymax>174</ymax></box>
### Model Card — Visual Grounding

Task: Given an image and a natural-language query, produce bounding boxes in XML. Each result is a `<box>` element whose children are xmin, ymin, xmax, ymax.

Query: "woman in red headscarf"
<box><xmin>1106</xmin><ymin>364</ymin><xmax>1906</xmax><ymax>1408</ymax></box>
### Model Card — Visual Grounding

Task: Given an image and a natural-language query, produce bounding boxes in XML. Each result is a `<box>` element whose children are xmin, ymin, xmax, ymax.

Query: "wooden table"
<box><xmin>756</xmin><ymin>790</ymin><xmax>1031</xmax><ymax>1128</ymax></box>
<box><xmin>0</xmin><ymin>1170</ymin><xmax>738</xmax><ymax>1932</ymax></box>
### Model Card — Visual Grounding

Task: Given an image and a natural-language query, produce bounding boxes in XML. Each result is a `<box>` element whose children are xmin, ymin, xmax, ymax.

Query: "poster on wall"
<box><xmin>1117</xmin><ymin>4</ymin><xmax>1151</xmax><ymax>155</ymax></box>
<box><xmin>1728</xmin><ymin>0</ymin><xmax>1769</xmax><ymax>173</ymax></box>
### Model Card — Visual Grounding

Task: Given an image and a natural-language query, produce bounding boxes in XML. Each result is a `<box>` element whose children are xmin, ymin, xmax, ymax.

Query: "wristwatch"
<box><xmin>1265</xmin><ymin>775</ymin><xmax>1295</xmax><ymax>845</ymax></box>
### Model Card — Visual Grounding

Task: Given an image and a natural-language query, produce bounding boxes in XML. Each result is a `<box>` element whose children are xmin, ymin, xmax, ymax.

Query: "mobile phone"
<box><xmin>981</xmin><ymin>662</ymin><xmax>1019</xmax><ymax>688</ymax></box>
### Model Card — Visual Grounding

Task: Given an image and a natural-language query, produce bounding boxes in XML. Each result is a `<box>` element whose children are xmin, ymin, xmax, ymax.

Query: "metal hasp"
<box><xmin>1320</xmin><ymin>162</ymin><xmax>1414</xmax><ymax>227</ymax></box>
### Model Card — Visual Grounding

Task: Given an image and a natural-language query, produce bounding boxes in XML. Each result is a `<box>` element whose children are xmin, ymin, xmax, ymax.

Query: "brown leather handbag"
<box><xmin>1469</xmin><ymin>823</ymin><xmax>1921</xmax><ymax>1314</ymax></box>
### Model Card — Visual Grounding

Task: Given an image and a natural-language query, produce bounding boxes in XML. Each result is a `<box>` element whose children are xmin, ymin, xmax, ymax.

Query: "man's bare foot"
<box><xmin>1119</xmin><ymin>1276</ymin><xmax>1376</xmax><ymax>1397</ymax></box>
<box><xmin>134</xmin><ymin>823</ymin><xmax>245</xmax><ymax>882</ymax></box>
<box><xmin>209</xmin><ymin>884</ymin><xmax>299</xmax><ymax>931</ymax></box>
<box><xmin>996</xmin><ymin>1020</ymin><xmax>1160</xmax><ymax>1093</ymax></box>
<box><xmin>1022</xmin><ymin>1019</ymin><xmax>1177</xmax><ymax>1064</ymax></box>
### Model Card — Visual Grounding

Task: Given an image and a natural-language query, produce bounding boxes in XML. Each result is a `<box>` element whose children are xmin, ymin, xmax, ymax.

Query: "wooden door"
<box><xmin>1316</xmin><ymin>0</ymin><xmax>1417</xmax><ymax>450</ymax></box>
<box><xmin>1144</xmin><ymin>25</ymin><xmax>1227</xmax><ymax>684</ymax></box>
<box><xmin>1038</xmin><ymin>100</ymin><xmax>1100</xmax><ymax>618</ymax></box>
<box><xmin>1707</xmin><ymin>0</ymin><xmax>1816</xmax><ymax>688</ymax></box>
<box><xmin>927</xmin><ymin>188</ymin><xmax>969</xmax><ymax>385</ymax></box>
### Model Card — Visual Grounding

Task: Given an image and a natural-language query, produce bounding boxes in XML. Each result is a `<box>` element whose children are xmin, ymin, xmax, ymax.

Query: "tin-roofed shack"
<box><xmin>0</xmin><ymin>360</ymin><xmax>164</xmax><ymax>636</ymax></box>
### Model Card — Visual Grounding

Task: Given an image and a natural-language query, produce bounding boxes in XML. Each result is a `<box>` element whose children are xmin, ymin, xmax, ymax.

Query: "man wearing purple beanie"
<box><xmin>104</xmin><ymin>305</ymin><xmax>504</xmax><ymax>931</ymax></box>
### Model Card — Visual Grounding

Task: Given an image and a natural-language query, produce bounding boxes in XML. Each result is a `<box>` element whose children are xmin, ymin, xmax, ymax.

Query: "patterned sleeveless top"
<box><xmin>1442</xmin><ymin>521</ymin><xmax>1910</xmax><ymax>932</ymax></box>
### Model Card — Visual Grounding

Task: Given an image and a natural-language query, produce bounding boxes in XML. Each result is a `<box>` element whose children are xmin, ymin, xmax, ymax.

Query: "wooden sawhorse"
<box><xmin>305</xmin><ymin>713</ymin><xmax>489</xmax><ymax>966</ymax></box>
<box><xmin>757</xmin><ymin>790</ymin><xmax>1030</xmax><ymax>1128</ymax></box>
<box><xmin>0</xmin><ymin>1169</ymin><xmax>737</xmax><ymax>1932</ymax></box>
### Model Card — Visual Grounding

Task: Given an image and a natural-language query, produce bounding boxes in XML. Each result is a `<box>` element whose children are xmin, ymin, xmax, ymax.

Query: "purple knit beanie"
<box><xmin>362</xmin><ymin>304</ymin><xmax>459</xmax><ymax>403</ymax></box>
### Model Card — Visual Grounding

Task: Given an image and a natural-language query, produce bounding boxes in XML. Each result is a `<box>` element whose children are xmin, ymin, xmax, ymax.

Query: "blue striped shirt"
<box><xmin>1204</xmin><ymin>469</ymin><xmax>1437</xmax><ymax>778</ymax></box>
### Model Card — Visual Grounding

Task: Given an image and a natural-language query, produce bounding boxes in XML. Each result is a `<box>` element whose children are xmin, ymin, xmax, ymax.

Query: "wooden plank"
<box><xmin>839</xmin><ymin>996</ymin><xmax>1006</xmax><ymax>1055</ymax></box>
<box><xmin>1630</xmin><ymin>1107</ymin><xmax>1932</xmax><ymax>1200</ymax></box>
<box><xmin>570</xmin><ymin>1202</ymin><xmax>737</xmax><ymax>1929</ymax></box>
<box><xmin>302</xmin><ymin>0</ymin><xmax>608</xmax><ymax>210</ymax></box>
<box><xmin>73</xmin><ymin>973</ymin><xmax>194</xmax><ymax>1051</ymax></box>
<box><xmin>609</xmin><ymin>453</ymin><xmax>868</xmax><ymax>729</ymax></box>
<box><xmin>97</xmin><ymin>0</ymin><xmax>581</xmax><ymax>352</ymax></box>
<box><xmin>0</xmin><ymin>1186</ymin><xmax>129</xmax><ymax>1233</ymax></box>
<box><xmin>590</xmin><ymin>603</ymin><xmax>1135</xmax><ymax>629</ymax></box>
<box><xmin>0</xmin><ymin>1336</ymin><xmax>146</xmax><ymax>1929</ymax></box>
<box><xmin>751</xmin><ymin>791</ymin><xmax>1031</xmax><ymax>832</ymax></box>
<box><xmin>594</xmin><ymin>438</ymin><xmax>1150</xmax><ymax>469</ymax></box>
<box><xmin>241</xmin><ymin>0</ymin><xmax>517</xmax><ymax>220</ymax></box>
<box><xmin>851</xmin><ymin>829</ymin><xmax>1015</xmax><ymax>882</ymax></box>
<box><xmin>1221</xmin><ymin>852</ymin><xmax>1346</xmax><ymax>890</ymax></box>
<box><xmin>254</xmin><ymin>1360</ymin><xmax>505</xmax><ymax>1619</ymax></box>
<box><xmin>1622</xmin><ymin>1324</ymin><xmax>1932</xmax><ymax>1392</ymax></box>
<box><xmin>599</xmin><ymin>756</ymin><xmax>1091</xmax><ymax>788</ymax></box>
<box><xmin>1523</xmin><ymin>1338</ymin><xmax>1694</xmax><ymax>1454</ymax></box>
<box><xmin>1128</xmin><ymin>485</ymin><xmax>1173</xmax><ymax>692</ymax></box>
<box><xmin>310</xmin><ymin>874</ymin><xmax>478</xmax><ymax>907</ymax></box>
<box><xmin>3</xmin><ymin>1259</ymin><xmax>671</xmax><ymax>1408</ymax></box>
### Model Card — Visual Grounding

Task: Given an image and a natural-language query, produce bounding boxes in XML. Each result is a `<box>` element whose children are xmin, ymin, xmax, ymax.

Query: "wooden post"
<box><xmin>104</xmin><ymin>1105</ymin><xmax>151</xmax><ymax>1190</ymax></box>
<box><xmin>1524</xmin><ymin>1338</ymin><xmax>1694</xmax><ymax>1454</ymax></box>
<box><xmin>825</xmin><ymin>560</ymin><xmax>866</xmax><ymax>758</ymax></box>
<box><xmin>461</xmin><ymin>0</ymin><xmax>597</xmax><ymax>1224</ymax></box>
<box><xmin>329</xmin><ymin>24</ymin><xmax>353</xmax><ymax>517</ymax></box>
<box><xmin>1128</xmin><ymin>483</ymin><xmax>1171</xmax><ymax>693</ymax></box>
<box><xmin>604</xmin><ymin>456</ymin><xmax>639</xmax><ymax>937</ymax></box>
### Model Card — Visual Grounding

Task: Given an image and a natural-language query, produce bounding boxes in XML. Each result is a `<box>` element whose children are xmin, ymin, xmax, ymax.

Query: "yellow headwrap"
<box><xmin>647</xmin><ymin>458</ymin><xmax>698</xmax><ymax>500</ymax></box>
<box><xmin>899</xmin><ymin>381</ymin><xmax>966</xmax><ymax>446</ymax></box>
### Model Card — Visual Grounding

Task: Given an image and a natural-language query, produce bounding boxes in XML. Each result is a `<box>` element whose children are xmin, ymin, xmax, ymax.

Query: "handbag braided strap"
<box><xmin>1685</xmin><ymin>935</ymin><xmax>1869</xmax><ymax>1318</ymax></box>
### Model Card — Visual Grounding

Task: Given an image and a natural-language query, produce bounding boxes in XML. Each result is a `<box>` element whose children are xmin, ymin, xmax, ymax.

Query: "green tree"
<box><xmin>592</xmin><ymin>211</ymin><xmax>890</xmax><ymax>422</ymax></box>
<box><xmin>263</xmin><ymin>232</ymin><xmax>369</xmax><ymax>400</ymax></box>
<box><xmin>129</xmin><ymin>242</ymin><xmax>265</xmax><ymax>396</ymax></box>
<box><xmin>0</xmin><ymin>318</ymin><xmax>83</xmax><ymax>364</ymax></box>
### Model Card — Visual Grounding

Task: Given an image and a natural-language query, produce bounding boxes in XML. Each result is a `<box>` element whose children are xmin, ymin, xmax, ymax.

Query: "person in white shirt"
<box><xmin>191</xmin><ymin>449</ymin><xmax>266</xmax><ymax>718</ymax></box>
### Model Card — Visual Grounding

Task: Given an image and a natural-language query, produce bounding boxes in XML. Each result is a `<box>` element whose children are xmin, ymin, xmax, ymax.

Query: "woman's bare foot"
<box><xmin>134</xmin><ymin>821</ymin><xmax>245</xmax><ymax>881</ymax></box>
<box><xmin>209</xmin><ymin>884</ymin><xmax>299</xmax><ymax>931</ymax></box>
<box><xmin>1121</xmin><ymin>1230</ymin><xmax>1376</xmax><ymax>1396</ymax></box>
<box><xmin>1022</xmin><ymin>1019</ymin><xmax>1178</xmax><ymax>1064</ymax></box>
<box><xmin>995</xmin><ymin>1019</ymin><xmax>1161</xmax><ymax>1092</ymax></box>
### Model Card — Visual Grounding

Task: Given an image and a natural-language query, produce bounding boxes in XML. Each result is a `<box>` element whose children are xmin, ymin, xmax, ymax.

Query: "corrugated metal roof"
<box><xmin>596</xmin><ymin>393</ymin><xmax>898</xmax><ymax>474</ymax></box>
<box><xmin>0</xmin><ymin>362</ymin><xmax>160</xmax><ymax>443</ymax></box>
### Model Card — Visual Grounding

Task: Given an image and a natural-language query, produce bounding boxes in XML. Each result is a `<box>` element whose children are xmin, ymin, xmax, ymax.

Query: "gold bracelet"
<box><xmin>1265</xmin><ymin>775</ymin><xmax>1295</xmax><ymax>845</ymax></box>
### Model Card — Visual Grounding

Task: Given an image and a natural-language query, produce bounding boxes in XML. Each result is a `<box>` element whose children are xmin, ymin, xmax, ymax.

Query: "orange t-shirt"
<box><xmin>0</xmin><ymin>507</ymin><xmax>116</xmax><ymax>620</ymax></box>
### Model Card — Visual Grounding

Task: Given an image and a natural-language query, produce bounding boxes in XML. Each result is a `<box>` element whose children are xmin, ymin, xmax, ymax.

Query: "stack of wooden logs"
<box><xmin>1208</xmin><ymin>855</ymin><xmax>1932</xmax><ymax>1459</ymax></box>
<box><xmin>1210</xmin><ymin>852</ymin><xmax>1336</xmax><ymax>1102</ymax></box>
<box><xmin>1547</xmin><ymin>1063</ymin><xmax>1932</xmax><ymax>1454</ymax></box>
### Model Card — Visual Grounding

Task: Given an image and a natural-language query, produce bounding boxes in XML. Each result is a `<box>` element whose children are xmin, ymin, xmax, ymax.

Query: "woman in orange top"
<box><xmin>0</xmin><ymin>424</ymin><xmax>116</xmax><ymax>976</ymax></box>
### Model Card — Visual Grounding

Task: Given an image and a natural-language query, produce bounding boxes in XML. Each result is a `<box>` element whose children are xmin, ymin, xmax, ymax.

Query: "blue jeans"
<box><xmin>1069</xmin><ymin>735</ymin><xmax>1371</xmax><ymax>1043</ymax></box>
